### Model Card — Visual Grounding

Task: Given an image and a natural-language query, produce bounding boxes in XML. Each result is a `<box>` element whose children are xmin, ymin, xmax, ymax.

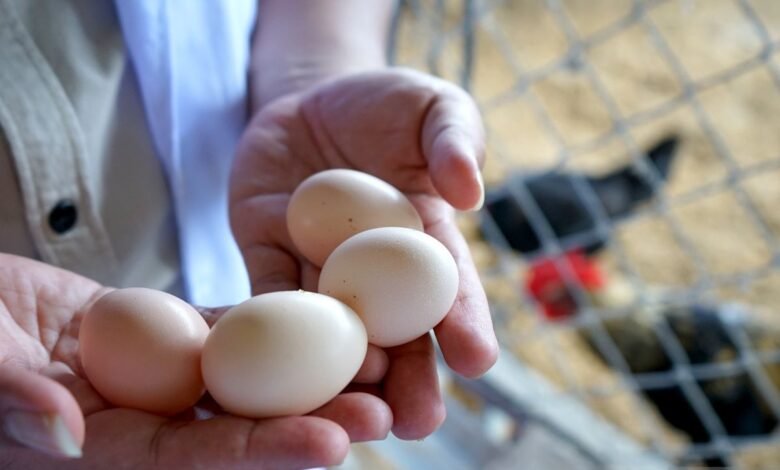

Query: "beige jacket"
<box><xmin>0</xmin><ymin>0</ymin><xmax>182</xmax><ymax>294</ymax></box>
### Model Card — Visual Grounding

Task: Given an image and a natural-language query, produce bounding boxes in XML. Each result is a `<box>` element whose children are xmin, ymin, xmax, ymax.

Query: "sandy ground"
<box><xmin>392</xmin><ymin>0</ymin><xmax>780</xmax><ymax>467</ymax></box>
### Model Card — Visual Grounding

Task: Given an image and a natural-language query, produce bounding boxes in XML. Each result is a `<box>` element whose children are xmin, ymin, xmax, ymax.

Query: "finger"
<box><xmin>308</xmin><ymin>392</ymin><xmax>392</xmax><ymax>442</ymax></box>
<box><xmin>0</xmin><ymin>365</ymin><xmax>83</xmax><ymax>458</ymax></box>
<box><xmin>40</xmin><ymin>362</ymin><xmax>108</xmax><ymax>418</ymax></box>
<box><xmin>170</xmin><ymin>415</ymin><xmax>349</xmax><ymax>469</ymax></box>
<box><xmin>231</xmin><ymin>194</ymin><xmax>303</xmax><ymax>295</ymax></box>
<box><xmin>243</xmin><ymin>245</ymin><xmax>300</xmax><ymax>295</ymax></box>
<box><xmin>421</xmin><ymin>85</ymin><xmax>486</xmax><ymax>211</ymax></box>
<box><xmin>410</xmin><ymin>196</ymin><xmax>499</xmax><ymax>378</ymax></box>
<box><xmin>427</xmin><ymin>211</ymin><xmax>499</xmax><ymax>378</ymax></box>
<box><xmin>384</xmin><ymin>334</ymin><xmax>446</xmax><ymax>440</ymax></box>
<box><xmin>95</xmin><ymin>410</ymin><xmax>350</xmax><ymax>469</ymax></box>
<box><xmin>353</xmin><ymin>345</ymin><xmax>389</xmax><ymax>384</ymax></box>
<box><xmin>233</xmin><ymin>193</ymin><xmax>327</xmax><ymax>296</ymax></box>
<box><xmin>300</xmin><ymin>262</ymin><xmax>321</xmax><ymax>293</ymax></box>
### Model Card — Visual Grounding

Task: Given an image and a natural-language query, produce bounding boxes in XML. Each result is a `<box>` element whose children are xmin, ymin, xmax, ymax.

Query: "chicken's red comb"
<box><xmin>526</xmin><ymin>250</ymin><xmax>605</xmax><ymax>296</ymax></box>
<box><xmin>525</xmin><ymin>250</ymin><xmax>606</xmax><ymax>319</ymax></box>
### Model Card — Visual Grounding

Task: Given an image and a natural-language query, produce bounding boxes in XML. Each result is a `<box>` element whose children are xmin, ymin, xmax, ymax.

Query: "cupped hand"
<box><xmin>0</xmin><ymin>254</ymin><xmax>391</xmax><ymax>469</ymax></box>
<box><xmin>230</xmin><ymin>68</ymin><xmax>499</xmax><ymax>440</ymax></box>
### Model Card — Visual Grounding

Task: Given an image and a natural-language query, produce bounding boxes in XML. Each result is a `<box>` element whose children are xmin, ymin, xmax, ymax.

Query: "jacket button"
<box><xmin>48</xmin><ymin>199</ymin><xmax>78</xmax><ymax>234</ymax></box>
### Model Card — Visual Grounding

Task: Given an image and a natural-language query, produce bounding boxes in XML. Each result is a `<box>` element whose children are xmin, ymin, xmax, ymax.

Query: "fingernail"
<box><xmin>469</xmin><ymin>172</ymin><xmax>485</xmax><ymax>212</ymax></box>
<box><xmin>3</xmin><ymin>411</ymin><xmax>82</xmax><ymax>458</ymax></box>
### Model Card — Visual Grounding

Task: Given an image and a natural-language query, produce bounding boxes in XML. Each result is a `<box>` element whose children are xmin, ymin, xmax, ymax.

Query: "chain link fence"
<box><xmin>390</xmin><ymin>0</ymin><xmax>780</xmax><ymax>467</ymax></box>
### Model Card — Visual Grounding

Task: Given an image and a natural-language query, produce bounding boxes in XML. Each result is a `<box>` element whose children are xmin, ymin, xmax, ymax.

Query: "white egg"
<box><xmin>318</xmin><ymin>227</ymin><xmax>459</xmax><ymax>347</ymax></box>
<box><xmin>287</xmin><ymin>169</ymin><xmax>423</xmax><ymax>266</ymax></box>
<box><xmin>201</xmin><ymin>291</ymin><xmax>367</xmax><ymax>418</ymax></box>
<box><xmin>79</xmin><ymin>288</ymin><xmax>209</xmax><ymax>415</ymax></box>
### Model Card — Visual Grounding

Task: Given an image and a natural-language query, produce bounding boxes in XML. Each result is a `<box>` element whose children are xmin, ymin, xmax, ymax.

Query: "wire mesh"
<box><xmin>392</xmin><ymin>0</ymin><xmax>780</xmax><ymax>467</ymax></box>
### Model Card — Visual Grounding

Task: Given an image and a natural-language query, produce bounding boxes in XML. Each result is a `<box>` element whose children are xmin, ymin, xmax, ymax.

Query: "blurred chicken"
<box><xmin>525</xmin><ymin>252</ymin><xmax>780</xmax><ymax>467</ymax></box>
<box><xmin>483</xmin><ymin>135</ymin><xmax>679</xmax><ymax>255</ymax></box>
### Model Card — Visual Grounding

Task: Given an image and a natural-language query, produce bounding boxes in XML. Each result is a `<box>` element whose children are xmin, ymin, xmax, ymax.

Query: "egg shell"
<box><xmin>318</xmin><ymin>227</ymin><xmax>459</xmax><ymax>347</ymax></box>
<box><xmin>78</xmin><ymin>288</ymin><xmax>209</xmax><ymax>415</ymax></box>
<box><xmin>287</xmin><ymin>169</ymin><xmax>424</xmax><ymax>266</ymax></box>
<box><xmin>201</xmin><ymin>291</ymin><xmax>367</xmax><ymax>418</ymax></box>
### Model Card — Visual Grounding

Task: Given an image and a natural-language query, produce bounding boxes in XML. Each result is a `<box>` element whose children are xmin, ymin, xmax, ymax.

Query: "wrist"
<box><xmin>248</xmin><ymin>0</ymin><xmax>394</xmax><ymax>112</ymax></box>
<box><xmin>250</xmin><ymin>56</ymin><xmax>386</xmax><ymax>112</ymax></box>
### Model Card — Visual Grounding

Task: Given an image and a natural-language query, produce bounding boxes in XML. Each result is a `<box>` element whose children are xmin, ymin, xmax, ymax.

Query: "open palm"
<box><xmin>0</xmin><ymin>255</ymin><xmax>390</xmax><ymax>469</ymax></box>
<box><xmin>231</xmin><ymin>68</ymin><xmax>499</xmax><ymax>439</ymax></box>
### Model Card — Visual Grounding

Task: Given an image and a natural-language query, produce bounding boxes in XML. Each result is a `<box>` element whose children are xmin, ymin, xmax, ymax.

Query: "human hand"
<box><xmin>230</xmin><ymin>68</ymin><xmax>499</xmax><ymax>440</ymax></box>
<box><xmin>0</xmin><ymin>254</ymin><xmax>390</xmax><ymax>469</ymax></box>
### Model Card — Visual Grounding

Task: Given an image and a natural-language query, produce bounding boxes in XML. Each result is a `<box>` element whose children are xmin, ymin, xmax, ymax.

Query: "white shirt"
<box><xmin>115</xmin><ymin>0</ymin><xmax>257</xmax><ymax>306</ymax></box>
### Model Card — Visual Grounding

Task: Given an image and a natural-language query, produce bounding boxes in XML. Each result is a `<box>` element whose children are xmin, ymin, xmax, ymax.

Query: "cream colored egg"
<box><xmin>201</xmin><ymin>291</ymin><xmax>367</xmax><ymax>418</ymax></box>
<box><xmin>79</xmin><ymin>288</ymin><xmax>209</xmax><ymax>415</ymax></box>
<box><xmin>287</xmin><ymin>169</ymin><xmax>423</xmax><ymax>266</ymax></box>
<box><xmin>318</xmin><ymin>227</ymin><xmax>459</xmax><ymax>347</ymax></box>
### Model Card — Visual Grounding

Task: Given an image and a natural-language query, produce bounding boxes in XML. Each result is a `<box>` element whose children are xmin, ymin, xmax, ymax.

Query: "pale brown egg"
<box><xmin>318</xmin><ymin>227</ymin><xmax>459</xmax><ymax>347</ymax></box>
<box><xmin>287</xmin><ymin>169</ymin><xmax>423</xmax><ymax>266</ymax></box>
<box><xmin>201</xmin><ymin>291</ymin><xmax>367</xmax><ymax>418</ymax></box>
<box><xmin>78</xmin><ymin>288</ymin><xmax>209</xmax><ymax>415</ymax></box>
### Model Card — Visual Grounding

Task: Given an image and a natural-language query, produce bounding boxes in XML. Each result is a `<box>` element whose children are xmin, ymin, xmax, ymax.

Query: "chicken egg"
<box><xmin>287</xmin><ymin>169</ymin><xmax>423</xmax><ymax>266</ymax></box>
<box><xmin>201</xmin><ymin>291</ymin><xmax>367</xmax><ymax>418</ymax></box>
<box><xmin>318</xmin><ymin>227</ymin><xmax>459</xmax><ymax>347</ymax></box>
<box><xmin>78</xmin><ymin>288</ymin><xmax>209</xmax><ymax>415</ymax></box>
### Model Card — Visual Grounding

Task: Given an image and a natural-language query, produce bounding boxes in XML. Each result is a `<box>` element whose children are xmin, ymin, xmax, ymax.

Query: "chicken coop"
<box><xmin>346</xmin><ymin>0</ymin><xmax>780</xmax><ymax>469</ymax></box>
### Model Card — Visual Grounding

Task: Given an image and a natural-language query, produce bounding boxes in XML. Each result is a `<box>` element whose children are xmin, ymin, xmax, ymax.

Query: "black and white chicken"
<box><xmin>483</xmin><ymin>135</ymin><xmax>679</xmax><ymax>256</ymax></box>
<box><xmin>525</xmin><ymin>252</ymin><xmax>780</xmax><ymax>467</ymax></box>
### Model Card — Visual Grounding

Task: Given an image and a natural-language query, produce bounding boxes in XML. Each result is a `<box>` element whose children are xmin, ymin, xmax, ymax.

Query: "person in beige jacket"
<box><xmin>0</xmin><ymin>1</ymin><xmax>498</xmax><ymax>468</ymax></box>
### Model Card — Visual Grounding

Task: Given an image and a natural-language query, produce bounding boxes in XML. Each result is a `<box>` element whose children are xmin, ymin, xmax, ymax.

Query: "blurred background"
<box><xmin>343</xmin><ymin>0</ymin><xmax>780</xmax><ymax>468</ymax></box>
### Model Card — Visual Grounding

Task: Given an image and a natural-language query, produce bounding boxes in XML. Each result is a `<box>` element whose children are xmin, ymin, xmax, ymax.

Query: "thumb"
<box><xmin>422</xmin><ymin>86</ymin><xmax>486</xmax><ymax>212</ymax></box>
<box><xmin>0</xmin><ymin>365</ymin><xmax>83</xmax><ymax>458</ymax></box>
